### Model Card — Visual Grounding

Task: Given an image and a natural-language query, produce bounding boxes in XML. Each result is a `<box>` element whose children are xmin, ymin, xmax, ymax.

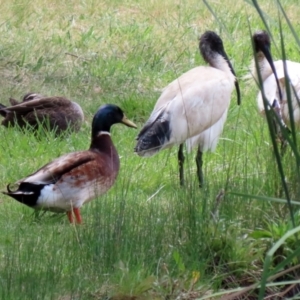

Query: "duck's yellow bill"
<box><xmin>122</xmin><ymin>116</ymin><xmax>137</xmax><ymax>128</ymax></box>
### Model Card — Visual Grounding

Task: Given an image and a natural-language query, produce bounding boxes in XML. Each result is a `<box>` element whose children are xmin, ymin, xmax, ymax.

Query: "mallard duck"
<box><xmin>134</xmin><ymin>31</ymin><xmax>240</xmax><ymax>187</ymax></box>
<box><xmin>2</xmin><ymin>104</ymin><xmax>137</xmax><ymax>224</ymax></box>
<box><xmin>0</xmin><ymin>92</ymin><xmax>84</xmax><ymax>134</ymax></box>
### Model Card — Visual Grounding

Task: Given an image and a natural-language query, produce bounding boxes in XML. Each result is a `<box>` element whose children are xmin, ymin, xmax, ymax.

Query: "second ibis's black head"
<box><xmin>252</xmin><ymin>30</ymin><xmax>282</xmax><ymax>102</ymax></box>
<box><xmin>252</xmin><ymin>30</ymin><xmax>271</xmax><ymax>54</ymax></box>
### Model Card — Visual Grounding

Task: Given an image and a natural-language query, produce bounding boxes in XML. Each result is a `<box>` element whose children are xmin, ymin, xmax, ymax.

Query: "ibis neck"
<box><xmin>254</xmin><ymin>51</ymin><xmax>274</xmax><ymax>82</ymax></box>
<box><xmin>210</xmin><ymin>54</ymin><xmax>236</xmax><ymax>82</ymax></box>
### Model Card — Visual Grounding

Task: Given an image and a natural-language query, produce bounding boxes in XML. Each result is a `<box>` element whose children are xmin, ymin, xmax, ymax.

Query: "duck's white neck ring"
<box><xmin>96</xmin><ymin>131</ymin><xmax>111</xmax><ymax>137</ymax></box>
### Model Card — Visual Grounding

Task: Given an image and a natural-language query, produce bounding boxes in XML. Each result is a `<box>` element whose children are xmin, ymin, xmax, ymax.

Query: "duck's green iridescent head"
<box><xmin>92</xmin><ymin>104</ymin><xmax>137</xmax><ymax>136</ymax></box>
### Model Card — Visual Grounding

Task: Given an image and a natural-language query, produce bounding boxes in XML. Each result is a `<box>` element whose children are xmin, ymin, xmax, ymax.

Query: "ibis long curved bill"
<box><xmin>222</xmin><ymin>52</ymin><xmax>241</xmax><ymax>105</ymax></box>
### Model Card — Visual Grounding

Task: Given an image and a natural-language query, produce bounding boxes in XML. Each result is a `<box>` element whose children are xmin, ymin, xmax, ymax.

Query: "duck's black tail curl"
<box><xmin>3</xmin><ymin>182</ymin><xmax>45</xmax><ymax>208</ymax></box>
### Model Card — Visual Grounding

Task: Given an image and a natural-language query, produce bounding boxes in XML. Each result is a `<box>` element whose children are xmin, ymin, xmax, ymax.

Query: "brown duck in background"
<box><xmin>0</xmin><ymin>92</ymin><xmax>84</xmax><ymax>134</ymax></box>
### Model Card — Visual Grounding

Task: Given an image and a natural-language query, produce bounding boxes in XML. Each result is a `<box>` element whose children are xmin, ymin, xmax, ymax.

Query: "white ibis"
<box><xmin>252</xmin><ymin>30</ymin><xmax>297</xmax><ymax>146</ymax></box>
<box><xmin>134</xmin><ymin>31</ymin><xmax>241</xmax><ymax>187</ymax></box>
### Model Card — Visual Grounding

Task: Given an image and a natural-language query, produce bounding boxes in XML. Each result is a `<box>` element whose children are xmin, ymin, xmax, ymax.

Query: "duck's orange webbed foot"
<box><xmin>67</xmin><ymin>208</ymin><xmax>82</xmax><ymax>224</ymax></box>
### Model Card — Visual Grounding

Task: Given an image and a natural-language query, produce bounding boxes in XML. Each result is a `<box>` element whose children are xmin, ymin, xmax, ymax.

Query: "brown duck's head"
<box><xmin>22</xmin><ymin>93</ymin><xmax>45</xmax><ymax>102</ymax></box>
<box><xmin>8</xmin><ymin>93</ymin><xmax>45</xmax><ymax>106</ymax></box>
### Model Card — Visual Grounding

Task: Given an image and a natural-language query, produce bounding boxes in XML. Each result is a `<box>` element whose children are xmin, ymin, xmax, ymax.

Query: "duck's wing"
<box><xmin>1</xmin><ymin>97</ymin><xmax>70</xmax><ymax>113</ymax></box>
<box><xmin>20</xmin><ymin>151</ymin><xmax>96</xmax><ymax>185</ymax></box>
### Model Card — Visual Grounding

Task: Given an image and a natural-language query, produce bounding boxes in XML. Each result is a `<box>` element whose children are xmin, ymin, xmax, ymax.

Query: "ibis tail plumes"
<box><xmin>135</xmin><ymin>31</ymin><xmax>241</xmax><ymax>187</ymax></box>
<box><xmin>252</xmin><ymin>30</ymin><xmax>298</xmax><ymax>150</ymax></box>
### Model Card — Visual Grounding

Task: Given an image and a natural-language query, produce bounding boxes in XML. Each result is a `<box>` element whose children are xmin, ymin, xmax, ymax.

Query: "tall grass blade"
<box><xmin>273</xmin><ymin>19</ymin><xmax>298</xmax><ymax>234</ymax></box>
<box><xmin>276</xmin><ymin>0</ymin><xmax>300</xmax><ymax>48</ymax></box>
<box><xmin>259</xmin><ymin>227</ymin><xmax>300</xmax><ymax>298</ymax></box>
<box><xmin>278</xmin><ymin>18</ymin><xmax>300</xmax><ymax>211</ymax></box>
<box><xmin>278</xmin><ymin>19</ymin><xmax>296</xmax><ymax>146</ymax></box>
<box><xmin>249</xmin><ymin>0</ymin><xmax>278</xmax><ymax>52</ymax></box>
<box><xmin>202</xmin><ymin>0</ymin><xmax>232</xmax><ymax>41</ymax></box>
<box><xmin>249</xmin><ymin>0</ymin><xmax>294</xmax><ymax>224</ymax></box>
<box><xmin>272</xmin><ymin>245</ymin><xmax>300</xmax><ymax>276</ymax></box>
<box><xmin>198</xmin><ymin>265</ymin><xmax>300</xmax><ymax>299</ymax></box>
<box><xmin>229</xmin><ymin>191</ymin><xmax>300</xmax><ymax>206</ymax></box>
<box><xmin>248</xmin><ymin>7</ymin><xmax>296</xmax><ymax>296</ymax></box>
<box><xmin>249</xmin><ymin>31</ymin><xmax>291</xmax><ymax>201</ymax></box>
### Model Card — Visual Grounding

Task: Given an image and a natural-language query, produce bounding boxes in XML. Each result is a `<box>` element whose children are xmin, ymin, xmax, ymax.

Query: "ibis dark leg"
<box><xmin>272</xmin><ymin>99</ymin><xmax>289</xmax><ymax>157</ymax></box>
<box><xmin>178</xmin><ymin>143</ymin><xmax>185</xmax><ymax>186</ymax></box>
<box><xmin>273</xmin><ymin>117</ymin><xmax>289</xmax><ymax>157</ymax></box>
<box><xmin>196</xmin><ymin>146</ymin><xmax>204</xmax><ymax>188</ymax></box>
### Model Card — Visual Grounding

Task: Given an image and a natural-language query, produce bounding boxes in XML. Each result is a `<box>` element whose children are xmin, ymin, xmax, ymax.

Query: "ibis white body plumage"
<box><xmin>135</xmin><ymin>31</ymin><xmax>240</xmax><ymax>186</ymax></box>
<box><xmin>256</xmin><ymin>60</ymin><xmax>300</xmax><ymax>124</ymax></box>
<box><xmin>186</xmin><ymin>108</ymin><xmax>229</xmax><ymax>152</ymax></box>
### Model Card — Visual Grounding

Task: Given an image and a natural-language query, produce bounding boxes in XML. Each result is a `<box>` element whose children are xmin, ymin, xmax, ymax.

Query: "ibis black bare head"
<box><xmin>252</xmin><ymin>30</ymin><xmax>282</xmax><ymax>102</ymax></box>
<box><xmin>253</xmin><ymin>30</ymin><xmax>271</xmax><ymax>54</ymax></box>
<box><xmin>199</xmin><ymin>31</ymin><xmax>241</xmax><ymax>105</ymax></box>
<box><xmin>199</xmin><ymin>31</ymin><xmax>225</xmax><ymax>62</ymax></box>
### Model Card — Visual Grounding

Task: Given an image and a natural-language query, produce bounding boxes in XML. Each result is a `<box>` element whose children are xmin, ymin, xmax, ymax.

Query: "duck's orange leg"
<box><xmin>73</xmin><ymin>208</ymin><xmax>82</xmax><ymax>224</ymax></box>
<box><xmin>67</xmin><ymin>211</ymin><xmax>74</xmax><ymax>223</ymax></box>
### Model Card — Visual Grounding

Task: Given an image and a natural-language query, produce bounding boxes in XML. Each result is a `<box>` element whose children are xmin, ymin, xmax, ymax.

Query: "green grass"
<box><xmin>1</xmin><ymin>0</ymin><xmax>300</xmax><ymax>298</ymax></box>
